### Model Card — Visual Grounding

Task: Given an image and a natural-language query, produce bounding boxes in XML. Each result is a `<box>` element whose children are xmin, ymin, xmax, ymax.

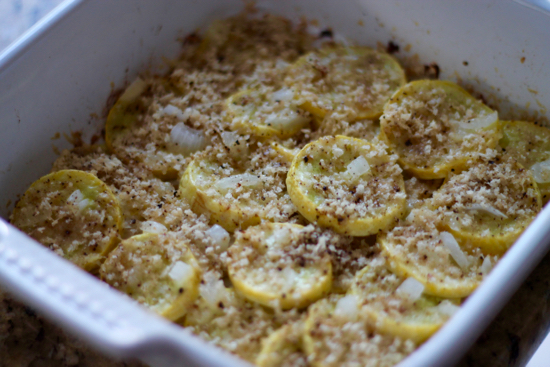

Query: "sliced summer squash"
<box><xmin>227</xmin><ymin>223</ymin><xmax>332</xmax><ymax>309</ymax></box>
<box><xmin>256</xmin><ymin>323</ymin><xmax>306</xmax><ymax>367</ymax></box>
<box><xmin>430</xmin><ymin>158</ymin><xmax>541</xmax><ymax>255</ymax></box>
<box><xmin>226</xmin><ymin>87</ymin><xmax>311</xmax><ymax>138</ymax></box>
<box><xmin>99</xmin><ymin>232</ymin><xmax>200</xmax><ymax>321</ymax></box>
<box><xmin>105</xmin><ymin>77</ymin><xmax>149</xmax><ymax>152</ymax></box>
<box><xmin>287</xmin><ymin>135</ymin><xmax>406</xmax><ymax>236</ymax></box>
<box><xmin>303</xmin><ymin>295</ymin><xmax>414</xmax><ymax>367</ymax></box>
<box><xmin>11</xmin><ymin>169</ymin><xmax>122</xmax><ymax>271</ymax></box>
<box><xmin>351</xmin><ymin>260</ymin><xmax>460</xmax><ymax>343</ymax></box>
<box><xmin>286</xmin><ymin>46</ymin><xmax>406</xmax><ymax>120</ymax></box>
<box><xmin>179</xmin><ymin>158</ymin><xmax>266</xmax><ymax>232</ymax></box>
<box><xmin>380</xmin><ymin>209</ymin><xmax>491</xmax><ymax>298</ymax></box>
<box><xmin>500</xmin><ymin>120</ymin><xmax>550</xmax><ymax>202</ymax></box>
<box><xmin>380</xmin><ymin>80</ymin><xmax>501</xmax><ymax>179</ymax></box>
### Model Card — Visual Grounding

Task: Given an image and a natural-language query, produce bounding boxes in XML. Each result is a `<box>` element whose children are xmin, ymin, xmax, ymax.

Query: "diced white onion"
<box><xmin>215</xmin><ymin>173</ymin><xmax>262</xmax><ymax>191</ymax></box>
<box><xmin>345</xmin><ymin>156</ymin><xmax>371</xmax><ymax>179</ymax></box>
<box><xmin>206</xmin><ymin>224</ymin><xmax>230</xmax><ymax>251</ymax></box>
<box><xmin>168</xmin><ymin>261</ymin><xmax>194</xmax><ymax>287</ymax></box>
<box><xmin>332</xmin><ymin>146</ymin><xmax>344</xmax><ymax>158</ymax></box>
<box><xmin>221</xmin><ymin>131</ymin><xmax>249</xmax><ymax>158</ymax></box>
<box><xmin>440</xmin><ymin>231</ymin><xmax>470</xmax><ymax>270</ymax></box>
<box><xmin>271</xmin><ymin>88</ymin><xmax>294</xmax><ymax>102</ymax></box>
<box><xmin>465</xmin><ymin>203</ymin><xmax>508</xmax><ymax>218</ymax></box>
<box><xmin>436</xmin><ymin>300</ymin><xmax>461</xmax><ymax>317</ymax></box>
<box><xmin>396</xmin><ymin>277</ymin><xmax>425</xmax><ymax>302</ymax></box>
<box><xmin>163</xmin><ymin>104</ymin><xmax>186</xmax><ymax>120</ymax></box>
<box><xmin>264</xmin><ymin>109</ymin><xmax>308</xmax><ymax>131</ymax></box>
<box><xmin>169</xmin><ymin>122</ymin><xmax>207</xmax><ymax>155</ymax></box>
<box><xmin>454</xmin><ymin>111</ymin><xmax>498</xmax><ymax>131</ymax></box>
<box><xmin>221</xmin><ymin>131</ymin><xmax>239</xmax><ymax>148</ymax></box>
<box><xmin>530</xmin><ymin>158</ymin><xmax>550</xmax><ymax>183</ymax></box>
<box><xmin>67</xmin><ymin>189</ymin><xmax>92</xmax><ymax>213</ymax></box>
<box><xmin>140</xmin><ymin>221</ymin><xmax>167</xmax><ymax>234</ymax></box>
<box><xmin>405</xmin><ymin>210</ymin><xmax>416</xmax><ymax>223</ymax></box>
<box><xmin>67</xmin><ymin>189</ymin><xmax>83</xmax><ymax>204</ymax></box>
<box><xmin>480</xmin><ymin>256</ymin><xmax>493</xmax><ymax>275</ymax></box>
<box><xmin>119</xmin><ymin>77</ymin><xmax>148</xmax><ymax>104</ymax></box>
<box><xmin>334</xmin><ymin>294</ymin><xmax>359</xmax><ymax>321</ymax></box>
<box><xmin>201</xmin><ymin>278</ymin><xmax>227</xmax><ymax>309</ymax></box>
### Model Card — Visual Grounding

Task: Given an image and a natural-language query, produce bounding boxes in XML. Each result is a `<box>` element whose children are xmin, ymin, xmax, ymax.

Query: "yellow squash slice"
<box><xmin>303</xmin><ymin>295</ymin><xmax>415</xmax><ymax>367</ymax></box>
<box><xmin>226</xmin><ymin>88</ymin><xmax>311</xmax><ymax>138</ymax></box>
<box><xmin>285</xmin><ymin>46</ymin><xmax>406</xmax><ymax>120</ymax></box>
<box><xmin>179</xmin><ymin>149</ymin><xmax>292</xmax><ymax>232</ymax></box>
<box><xmin>194</xmin><ymin>15</ymin><xmax>309</xmax><ymax>76</ymax></box>
<box><xmin>105</xmin><ymin>77</ymin><xmax>208</xmax><ymax>179</ymax></box>
<box><xmin>99</xmin><ymin>232</ymin><xmax>201</xmax><ymax>321</ymax></box>
<box><xmin>227</xmin><ymin>223</ymin><xmax>332</xmax><ymax>309</ymax></box>
<box><xmin>183</xmin><ymin>272</ymin><xmax>281</xmax><ymax>363</ymax></box>
<box><xmin>105</xmin><ymin>77</ymin><xmax>149</xmax><ymax>152</ymax></box>
<box><xmin>11</xmin><ymin>169</ymin><xmax>122</xmax><ymax>271</ymax></box>
<box><xmin>287</xmin><ymin>135</ymin><xmax>406</xmax><ymax>236</ymax></box>
<box><xmin>500</xmin><ymin>120</ymin><xmax>550</xmax><ymax>202</ymax></box>
<box><xmin>351</xmin><ymin>259</ymin><xmax>459</xmax><ymax>343</ymax></box>
<box><xmin>380</xmin><ymin>209</ymin><xmax>494</xmax><ymax>298</ymax></box>
<box><xmin>256</xmin><ymin>323</ymin><xmax>307</xmax><ymax>367</ymax></box>
<box><xmin>380</xmin><ymin>80</ymin><xmax>501</xmax><ymax>179</ymax></box>
<box><xmin>430</xmin><ymin>158</ymin><xmax>541</xmax><ymax>255</ymax></box>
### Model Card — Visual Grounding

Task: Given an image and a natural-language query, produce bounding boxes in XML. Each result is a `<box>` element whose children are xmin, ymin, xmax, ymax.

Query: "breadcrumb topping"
<box><xmin>430</xmin><ymin>158</ymin><xmax>541</xmax><ymax>240</ymax></box>
<box><xmin>380</xmin><ymin>82</ymin><xmax>501</xmax><ymax>176</ymax></box>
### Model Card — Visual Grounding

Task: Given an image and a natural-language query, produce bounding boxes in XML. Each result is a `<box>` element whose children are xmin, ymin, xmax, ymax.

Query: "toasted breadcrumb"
<box><xmin>430</xmin><ymin>157</ymin><xmax>540</xmax><ymax>240</ymax></box>
<box><xmin>304</xmin><ymin>295</ymin><xmax>415</xmax><ymax>367</ymax></box>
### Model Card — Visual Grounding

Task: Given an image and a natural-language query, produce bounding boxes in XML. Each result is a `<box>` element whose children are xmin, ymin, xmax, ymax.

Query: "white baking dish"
<box><xmin>1</xmin><ymin>0</ymin><xmax>549</xmax><ymax>366</ymax></box>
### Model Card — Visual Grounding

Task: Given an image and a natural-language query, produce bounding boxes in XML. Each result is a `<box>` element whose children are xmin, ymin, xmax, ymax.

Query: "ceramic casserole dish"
<box><xmin>1</xmin><ymin>0</ymin><xmax>550</xmax><ymax>366</ymax></box>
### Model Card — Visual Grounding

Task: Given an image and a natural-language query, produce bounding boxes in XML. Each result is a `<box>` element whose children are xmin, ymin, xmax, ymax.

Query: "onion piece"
<box><xmin>119</xmin><ymin>77</ymin><xmax>148</xmax><ymax>104</ymax></box>
<box><xmin>264</xmin><ymin>109</ymin><xmax>309</xmax><ymax>131</ymax></box>
<box><xmin>215</xmin><ymin>173</ymin><xmax>262</xmax><ymax>192</ymax></box>
<box><xmin>395</xmin><ymin>277</ymin><xmax>425</xmax><ymax>302</ymax></box>
<box><xmin>440</xmin><ymin>231</ymin><xmax>470</xmax><ymax>270</ymax></box>
<box><xmin>163</xmin><ymin>104</ymin><xmax>186</xmax><ymax>120</ymax></box>
<box><xmin>200</xmin><ymin>274</ymin><xmax>231</xmax><ymax>310</ymax></box>
<box><xmin>221</xmin><ymin>131</ymin><xmax>239</xmax><ymax>148</ymax></box>
<box><xmin>465</xmin><ymin>203</ymin><xmax>508</xmax><ymax>219</ymax></box>
<box><xmin>206</xmin><ymin>224</ymin><xmax>230</xmax><ymax>252</ymax></box>
<box><xmin>530</xmin><ymin>158</ymin><xmax>550</xmax><ymax>183</ymax></box>
<box><xmin>344</xmin><ymin>156</ymin><xmax>371</xmax><ymax>179</ymax></box>
<box><xmin>169</xmin><ymin>122</ymin><xmax>207</xmax><ymax>155</ymax></box>
<box><xmin>140</xmin><ymin>221</ymin><xmax>167</xmax><ymax>234</ymax></box>
<box><xmin>221</xmin><ymin>131</ymin><xmax>249</xmax><ymax>158</ymax></box>
<box><xmin>480</xmin><ymin>256</ymin><xmax>493</xmax><ymax>275</ymax></box>
<box><xmin>271</xmin><ymin>88</ymin><xmax>294</xmax><ymax>102</ymax></box>
<box><xmin>334</xmin><ymin>294</ymin><xmax>359</xmax><ymax>321</ymax></box>
<box><xmin>67</xmin><ymin>189</ymin><xmax>92</xmax><ymax>213</ymax></box>
<box><xmin>437</xmin><ymin>300</ymin><xmax>461</xmax><ymax>316</ymax></box>
<box><xmin>168</xmin><ymin>261</ymin><xmax>194</xmax><ymax>287</ymax></box>
<box><xmin>453</xmin><ymin>111</ymin><xmax>498</xmax><ymax>131</ymax></box>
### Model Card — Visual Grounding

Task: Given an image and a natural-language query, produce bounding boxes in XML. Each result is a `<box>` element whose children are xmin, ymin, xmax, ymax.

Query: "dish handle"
<box><xmin>0</xmin><ymin>219</ymin><xmax>248</xmax><ymax>367</ymax></box>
